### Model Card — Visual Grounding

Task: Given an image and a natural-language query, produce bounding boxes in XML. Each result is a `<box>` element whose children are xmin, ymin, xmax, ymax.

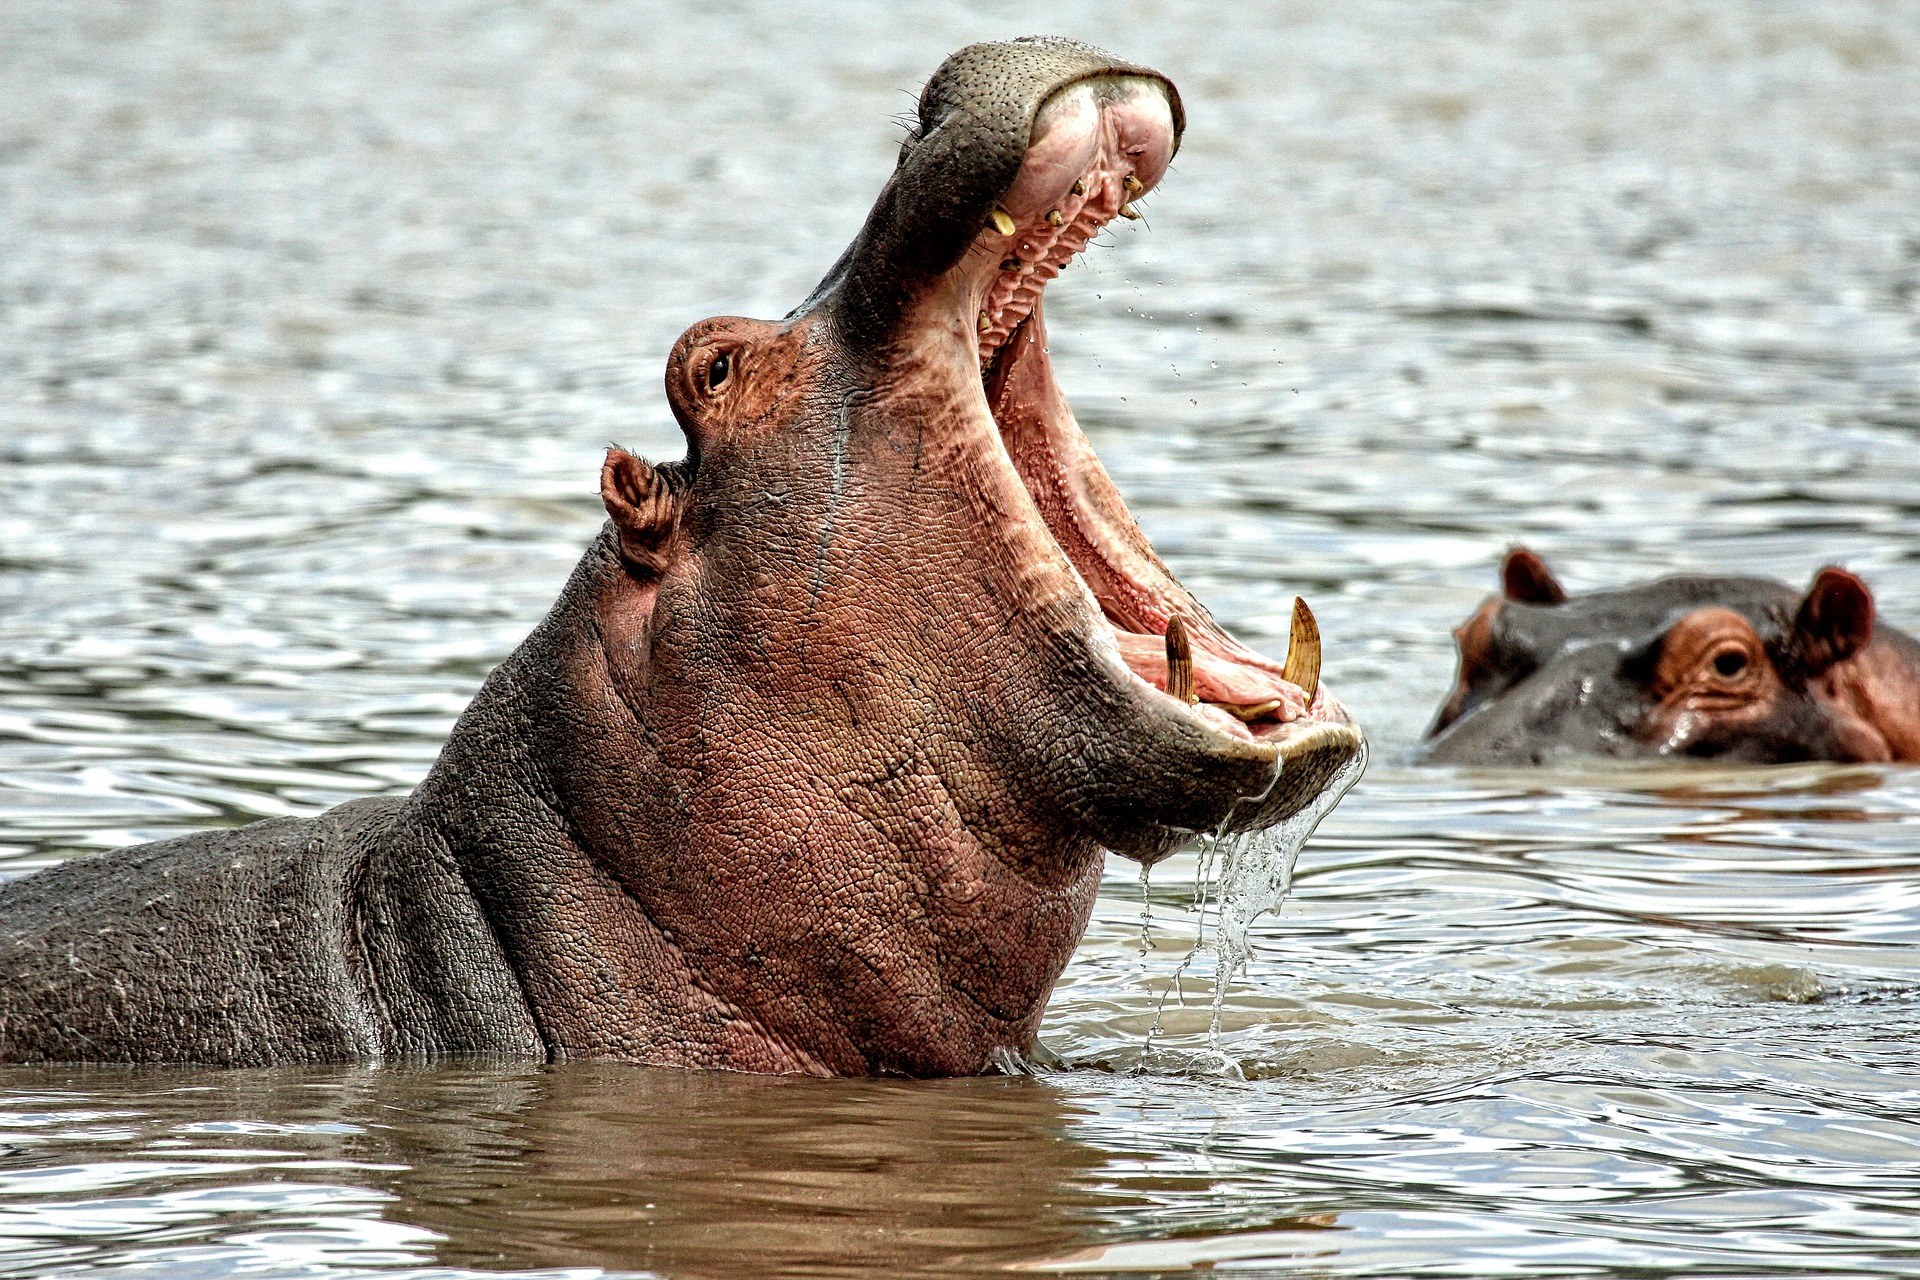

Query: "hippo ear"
<box><xmin>601</xmin><ymin>448</ymin><xmax>680</xmax><ymax>579</ymax></box>
<box><xmin>1502</xmin><ymin>546</ymin><xmax>1567</xmax><ymax>606</ymax></box>
<box><xmin>1793</xmin><ymin>567</ymin><xmax>1875</xmax><ymax>672</ymax></box>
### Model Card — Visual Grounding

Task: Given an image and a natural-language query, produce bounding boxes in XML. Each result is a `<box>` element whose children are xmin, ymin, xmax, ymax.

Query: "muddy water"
<box><xmin>3</xmin><ymin>0</ymin><xmax>1919</xmax><ymax>1275</ymax></box>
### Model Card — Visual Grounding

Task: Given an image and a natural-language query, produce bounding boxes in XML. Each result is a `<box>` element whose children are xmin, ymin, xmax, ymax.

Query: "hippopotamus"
<box><xmin>1425</xmin><ymin>547</ymin><xmax>1920</xmax><ymax>765</ymax></box>
<box><xmin>0</xmin><ymin>39</ymin><xmax>1360</xmax><ymax>1074</ymax></box>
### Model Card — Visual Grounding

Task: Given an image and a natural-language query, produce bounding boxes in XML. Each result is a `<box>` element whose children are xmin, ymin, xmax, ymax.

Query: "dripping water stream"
<box><xmin>1143</xmin><ymin>743</ymin><xmax>1371</xmax><ymax>1074</ymax></box>
<box><xmin>1207</xmin><ymin>742</ymin><xmax>1370</xmax><ymax>1044</ymax></box>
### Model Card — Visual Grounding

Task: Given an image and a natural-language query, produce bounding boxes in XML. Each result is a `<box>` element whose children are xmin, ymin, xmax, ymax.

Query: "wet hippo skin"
<box><xmin>1425</xmin><ymin>547</ymin><xmax>1920</xmax><ymax>765</ymax></box>
<box><xmin>0</xmin><ymin>39</ymin><xmax>1362</xmax><ymax>1073</ymax></box>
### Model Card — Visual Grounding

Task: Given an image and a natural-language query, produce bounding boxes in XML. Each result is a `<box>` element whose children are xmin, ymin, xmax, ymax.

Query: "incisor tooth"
<box><xmin>989</xmin><ymin>207</ymin><xmax>1016</xmax><ymax>236</ymax></box>
<box><xmin>1119</xmin><ymin>204</ymin><xmax>1142</xmax><ymax>220</ymax></box>
<box><xmin>1165</xmin><ymin>614</ymin><xmax>1195</xmax><ymax>704</ymax></box>
<box><xmin>1124</xmin><ymin>175</ymin><xmax>1144</xmax><ymax>195</ymax></box>
<box><xmin>1071</xmin><ymin>179</ymin><xmax>1086</xmax><ymax>196</ymax></box>
<box><xmin>1046</xmin><ymin>209</ymin><xmax>1065</xmax><ymax>227</ymax></box>
<box><xmin>1283</xmin><ymin>597</ymin><xmax>1321</xmax><ymax>702</ymax></box>
<box><xmin>977</xmin><ymin>311</ymin><xmax>992</xmax><ymax>332</ymax></box>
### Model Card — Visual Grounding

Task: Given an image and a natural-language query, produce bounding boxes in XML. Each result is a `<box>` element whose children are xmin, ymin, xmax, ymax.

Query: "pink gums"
<box><xmin>976</xmin><ymin>79</ymin><xmax>1173</xmax><ymax>364</ymax></box>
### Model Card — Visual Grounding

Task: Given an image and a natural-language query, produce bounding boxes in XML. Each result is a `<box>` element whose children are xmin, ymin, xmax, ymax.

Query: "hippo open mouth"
<box><xmin>958</xmin><ymin>74</ymin><xmax>1356</xmax><ymax>771</ymax></box>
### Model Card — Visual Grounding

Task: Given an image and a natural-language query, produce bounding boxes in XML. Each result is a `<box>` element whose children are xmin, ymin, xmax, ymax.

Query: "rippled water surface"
<box><xmin>4</xmin><ymin>0</ymin><xmax>1920</xmax><ymax>1275</ymax></box>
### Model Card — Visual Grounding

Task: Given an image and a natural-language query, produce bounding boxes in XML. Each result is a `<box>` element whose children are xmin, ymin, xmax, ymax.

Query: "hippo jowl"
<box><xmin>0</xmin><ymin>39</ymin><xmax>1362</xmax><ymax>1074</ymax></box>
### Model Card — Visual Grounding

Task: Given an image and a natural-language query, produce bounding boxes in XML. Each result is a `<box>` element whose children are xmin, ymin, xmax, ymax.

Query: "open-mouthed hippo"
<box><xmin>1425</xmin><ymin>547</ymin><xmax>1920</xmax><ymax>765</ymax></box>
<box><xmin>0</xmin><ymin>39</ymin><xmax>1360</xmax><ymax>1073</ymax></box>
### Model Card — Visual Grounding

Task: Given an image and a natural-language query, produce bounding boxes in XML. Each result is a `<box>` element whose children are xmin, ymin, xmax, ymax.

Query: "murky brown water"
<box><xmin>3</xmin><ymin>0</ymin><xmax>1919</xmax><ymax>1275</ymax></box>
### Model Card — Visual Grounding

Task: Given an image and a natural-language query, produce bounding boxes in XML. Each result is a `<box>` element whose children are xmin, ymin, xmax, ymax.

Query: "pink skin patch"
<box><xmin>967</xmin><ymin>76</ymin><xmax>1338</xmax><ymax>740</ymax></box>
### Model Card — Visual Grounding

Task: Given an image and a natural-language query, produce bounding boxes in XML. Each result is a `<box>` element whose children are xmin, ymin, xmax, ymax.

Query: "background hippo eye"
<box><xmin>1712</xmin><ymin>649</ymin><xmax>1748</xmax><ymax>677</ymax></box>
<box><xmin>707</xmin><ymin>352</ymin><xmax>730</xmax><ymax>390</ymax></box>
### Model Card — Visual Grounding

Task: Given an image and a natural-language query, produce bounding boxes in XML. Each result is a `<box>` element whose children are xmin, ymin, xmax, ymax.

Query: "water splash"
<box><xmin>1144</xmin><ymin>740</ymin><xmax>1370</xmax><ymax>1071</ymax></box>
<box><xmin>1208</xmin><ymin>740</ymin><xmax>1370</xmax><ymax>1040</ymax></box>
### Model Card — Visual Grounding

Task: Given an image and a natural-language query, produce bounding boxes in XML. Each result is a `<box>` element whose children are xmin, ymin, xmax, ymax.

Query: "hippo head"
<box><xmin>1424</xmin><ymin>547</ymin><xmax>1920</xmax><ymax>765</ymax></box>
<box><xmin>601</xmin><ymin>38</ymin><xmax>1358</xmax><ymax>853</ymax></box>
<box><xmin>455</xmin><ymin>39</ymin><xmax>1360</xmax><ymax>1075</ymax></box>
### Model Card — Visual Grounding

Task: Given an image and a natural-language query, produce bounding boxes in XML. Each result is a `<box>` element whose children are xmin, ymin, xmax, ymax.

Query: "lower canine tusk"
<box><xmin>1165</xmin><ymin>614</ymin><xmax>1196</xmax><ymax>704</ymax></box>
<box><xmin>1283</xmin><ymin>597</ymin><xmax>1321</xmax><ymax>702</ymax></box>
<box><xmin>989</xmin><ymin>207</ymin><xmax>1017</xmax><ymax>236</ymax></box>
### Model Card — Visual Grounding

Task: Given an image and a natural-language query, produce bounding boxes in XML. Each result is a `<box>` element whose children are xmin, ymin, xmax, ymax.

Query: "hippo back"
<box><xmin>0</xmin><ymin>798</ymin><xmax>540</xmax><ymax>1064</ymax></box>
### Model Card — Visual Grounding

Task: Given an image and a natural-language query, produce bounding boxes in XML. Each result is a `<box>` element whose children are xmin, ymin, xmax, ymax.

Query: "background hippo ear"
<box><xmin>601</xmin><ymin>448</ymin><xmax>680</xmax><ymax>579</ymax></box>
<box><xmin>1502</xmin><ymin>546</ymin><xmax>1568</xmax><ymax>605</ymax></box>
<box><xmin>1793</xmin><ymin>567</ymin><xmax>1875</xmax><ymax>672</ymax></box>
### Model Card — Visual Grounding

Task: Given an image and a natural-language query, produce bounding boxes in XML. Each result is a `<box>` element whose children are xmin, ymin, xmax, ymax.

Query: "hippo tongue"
<box><xmin>984</xmin><ymin>302</ymin><xmax>1317</xmax><ymax>725</ymax></box>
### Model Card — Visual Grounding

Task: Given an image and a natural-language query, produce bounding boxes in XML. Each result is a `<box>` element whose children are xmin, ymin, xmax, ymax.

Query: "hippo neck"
<box><xmin>405</xmin><ymin>537</ymin><xmax>1105</xmax><ymax>1074</ymax></box>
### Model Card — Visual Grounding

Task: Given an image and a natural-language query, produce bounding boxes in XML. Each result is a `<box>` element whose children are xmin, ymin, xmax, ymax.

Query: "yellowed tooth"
<box><xmin>999</xmin><ymin>258</ymin><xmax>1021</xmax><ymax>272</ymax></box>
<box><xmin>1165</xmin><ymin>614</ymin><xmax>1196</xmax><ymax>704</ymax></box>
<box><xmin>1283</xmin><ymin>596</ymin><xmax>1321</xmax><ymax>702</ymax></box>
<box><xmin>1119</xmin><ymin>203</ymin><xmax>1142</xmax><ymax>220</ymax></box>
<box><xmin>989</xmin><ymin>207</ymin><xmax>1017</xmax><ymax>236</ymax></box>
<box><xmin>1046</xmin><ymin>209</ymin><xmax>1065</xmax><ymax>227</ymax></box>
<box><xmin>977</xmin><ymin>310</ymin><xmax>992</xmax><ymax>332</ymax></box>
<box><xmin>1124</xmin><ymin>175</ymin><xmax>1144</xmax><ymax>195</ymax></box>
<box><xmin>1071</xmin><ymin>179</ymin><xmax>1086</xmax><ymax>196</ymax></box>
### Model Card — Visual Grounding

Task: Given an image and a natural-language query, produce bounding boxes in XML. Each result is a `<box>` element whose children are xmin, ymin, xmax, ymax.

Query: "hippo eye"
<box><xmin>1712</xmin><ymin>649</ymin><xmax>1748</xmax><ymax>678</ymax></box>
<box><xmin>706</xmin><ymin>352</ymin><xmax>730</xmax><ymax>391</ymax></box>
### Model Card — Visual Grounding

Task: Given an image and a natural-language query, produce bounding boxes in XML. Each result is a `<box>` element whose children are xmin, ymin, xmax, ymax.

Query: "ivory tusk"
<box><xmin>1283</xmin><ymin>596</ymin><xmax>1321</xmax><ymax>702</ymax></box>
<box><xmin>1164</xmin><ymin>614</ymin><xmax>1196</xmax><ymax>704</ymax></box>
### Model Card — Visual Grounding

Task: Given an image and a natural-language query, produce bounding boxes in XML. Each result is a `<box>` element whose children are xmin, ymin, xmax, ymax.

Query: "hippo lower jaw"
<box><xmin>957</xmin><ymin>74</ymin><xmax>1364</xmax><ymax>851</ymax></box>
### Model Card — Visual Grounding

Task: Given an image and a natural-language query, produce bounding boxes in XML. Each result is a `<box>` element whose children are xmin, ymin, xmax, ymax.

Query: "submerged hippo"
<box><xmin>0</xmin><ymin>39</ymin><xmax>1359</xmax><ymax>1073</ymax></box>
<box><xmin>1425</xmin><ymin>547</ymin><xmax>1920</xmax><ymax>765</ymax></box>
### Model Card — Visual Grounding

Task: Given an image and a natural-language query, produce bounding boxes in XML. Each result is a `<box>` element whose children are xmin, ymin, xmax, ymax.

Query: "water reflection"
<box><xmin>0</xmin><ymin>1066</ymin><xmax>1133</xmax><ymax>1280</ymax></box>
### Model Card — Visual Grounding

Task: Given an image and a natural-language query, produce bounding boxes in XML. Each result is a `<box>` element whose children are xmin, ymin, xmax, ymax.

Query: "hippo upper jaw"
<box><xmin>811</xmin><ymin>43</ymin><xmax>1363</xmax><ymax>859</ymax></box>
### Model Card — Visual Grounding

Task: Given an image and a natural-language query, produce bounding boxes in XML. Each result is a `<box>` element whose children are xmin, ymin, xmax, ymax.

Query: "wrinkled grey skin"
<box><xmin>0</xmin><ymin>39</ymin><xmax>1357</xmax><ymax>1072</ymax></box>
